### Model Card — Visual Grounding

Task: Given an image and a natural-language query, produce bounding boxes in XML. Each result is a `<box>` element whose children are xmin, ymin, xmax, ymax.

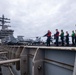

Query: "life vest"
<box><xmin>47</xmin><ymin>32</ymin><xmax>51</xmax><ymax>37</ymax></box>
<box><xmin>55</xmin><ymin>31</ymin><xmax>59</xmax><ymax>37</ymax></box>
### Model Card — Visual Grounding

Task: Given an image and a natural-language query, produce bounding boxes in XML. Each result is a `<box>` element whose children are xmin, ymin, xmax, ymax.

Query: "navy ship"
<box><xmin>0</xmin><ymin>15</ymin><xmax>76</xmax><ymax>75</ymax></box>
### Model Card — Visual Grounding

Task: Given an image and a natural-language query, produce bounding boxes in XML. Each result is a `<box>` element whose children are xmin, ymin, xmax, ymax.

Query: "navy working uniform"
<box><xmin>65</xmin><ymin>31</ymin><xmax>69</xmax><ymax>46</ymax></box>
<box><xmin>71</xmin><ymin>31</ymin><xmax>75</xmax><ymax>45</ymax></box>
<box><xmin>44</xmin><ymin>30</ymin><xmax>51</xmax><ymax>46</ymax></box>
<box><xmin>75</xmin><ymin>30</ymin><xmax>76</xmax><ymax>45</ymax></box>
<box><xmin>55</xmin><ymin>29</ymin><xmax>59</xmax><ymax>46</ymax></box>
<box><xmin>60</xmin><ymin>30</ymin><xmax>64</xmax><ymax>46</ymax></box>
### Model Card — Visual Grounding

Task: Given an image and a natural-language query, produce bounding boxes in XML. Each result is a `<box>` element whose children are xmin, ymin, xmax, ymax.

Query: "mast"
<box><xmin>0</xmin><ymin>14</ymin><xmax>10</xmax><ymax>30</ymax></box>
<box><xmin>0</xmin><ymin>15</ymin><xmax>14</xmax><ymax>39</ymax></box>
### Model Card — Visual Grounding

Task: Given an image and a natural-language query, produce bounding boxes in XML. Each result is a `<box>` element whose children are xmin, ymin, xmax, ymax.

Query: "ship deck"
<box><xmin>0</xmin><ymin>45</ymin><xmax>76</xmax><ymax>75</ymax></box>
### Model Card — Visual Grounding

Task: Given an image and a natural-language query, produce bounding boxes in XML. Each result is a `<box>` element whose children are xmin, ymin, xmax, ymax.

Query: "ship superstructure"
<box><xmin>0</xmin><ymin>15</ymin><xmax>76</xmax><ymax>75</ymax></box>
<box><xmin>0</xmin><ymin>15</ymin><xmax>14</xmax><ymax>39</ymax></box>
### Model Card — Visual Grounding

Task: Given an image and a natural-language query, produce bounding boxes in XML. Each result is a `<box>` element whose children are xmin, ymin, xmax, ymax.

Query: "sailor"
<box><xmin>65</xmin><ymin>31</ymin><xmax>69</xmax><ymax>46</ymax></box>
<box><xmin>75</xmin><ymin>30</ymin><xmax>76</xmax><ymax>45</ymax></box>
<box><xmin>54</xmin><ymin>29</ymin><xmax>59</xmax><ymax>46</ymax></box>
<box><xmin>44</xmin><ymin>30</ymin><xmax>51</xmax><ymax>46</ymax></box>
<box><xmin>60</xmin><ymin>30</ymin><xmax>64</xmax><ymax>46</ymax></box>
<box><xmin>71</xmin><ymin>30</ymin><xmax>75</xmax><ymax>45</ymax></box>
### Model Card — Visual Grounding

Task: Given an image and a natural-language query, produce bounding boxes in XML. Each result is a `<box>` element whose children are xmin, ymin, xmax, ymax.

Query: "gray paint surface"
<box><xmin>45</xmin><ymin>50</ymin><xmax>75</xmax><ymax>65</ymax></box>
<box><xmin>1</xmin><ymin>46</ymin><xmax>76</xmax><ymax>75</ymax></box>
<box><xmin>44</xmin><ymin>49</ymin><xmax>75</xmax><ymax>75</ymax></box>
<box><xmin>11</xmin><ymin>65</ymin><xmax>21</xmax><ymax>75</ymax></box>
<box><xmin>44</xmin><ymin>62</ymin><xmax>72</xmax><ymax>75</ymax></box>
<box><xmin>29</xmin><ymin>58</ymin><xmax>33</xmax><ymax>75</ymax></box>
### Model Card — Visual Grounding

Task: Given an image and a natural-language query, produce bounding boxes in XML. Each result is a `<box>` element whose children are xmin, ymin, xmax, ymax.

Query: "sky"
<box><xmin>0</xmin><ymin>0</ymin><xmax>76</xmax><ymax>40</ymax></box>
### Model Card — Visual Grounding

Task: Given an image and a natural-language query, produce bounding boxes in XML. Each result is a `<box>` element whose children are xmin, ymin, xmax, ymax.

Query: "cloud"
<box><xmin>0</xmin><ymin>0</ymin><xmax>76</xmax><ymax>39</ymax></box>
